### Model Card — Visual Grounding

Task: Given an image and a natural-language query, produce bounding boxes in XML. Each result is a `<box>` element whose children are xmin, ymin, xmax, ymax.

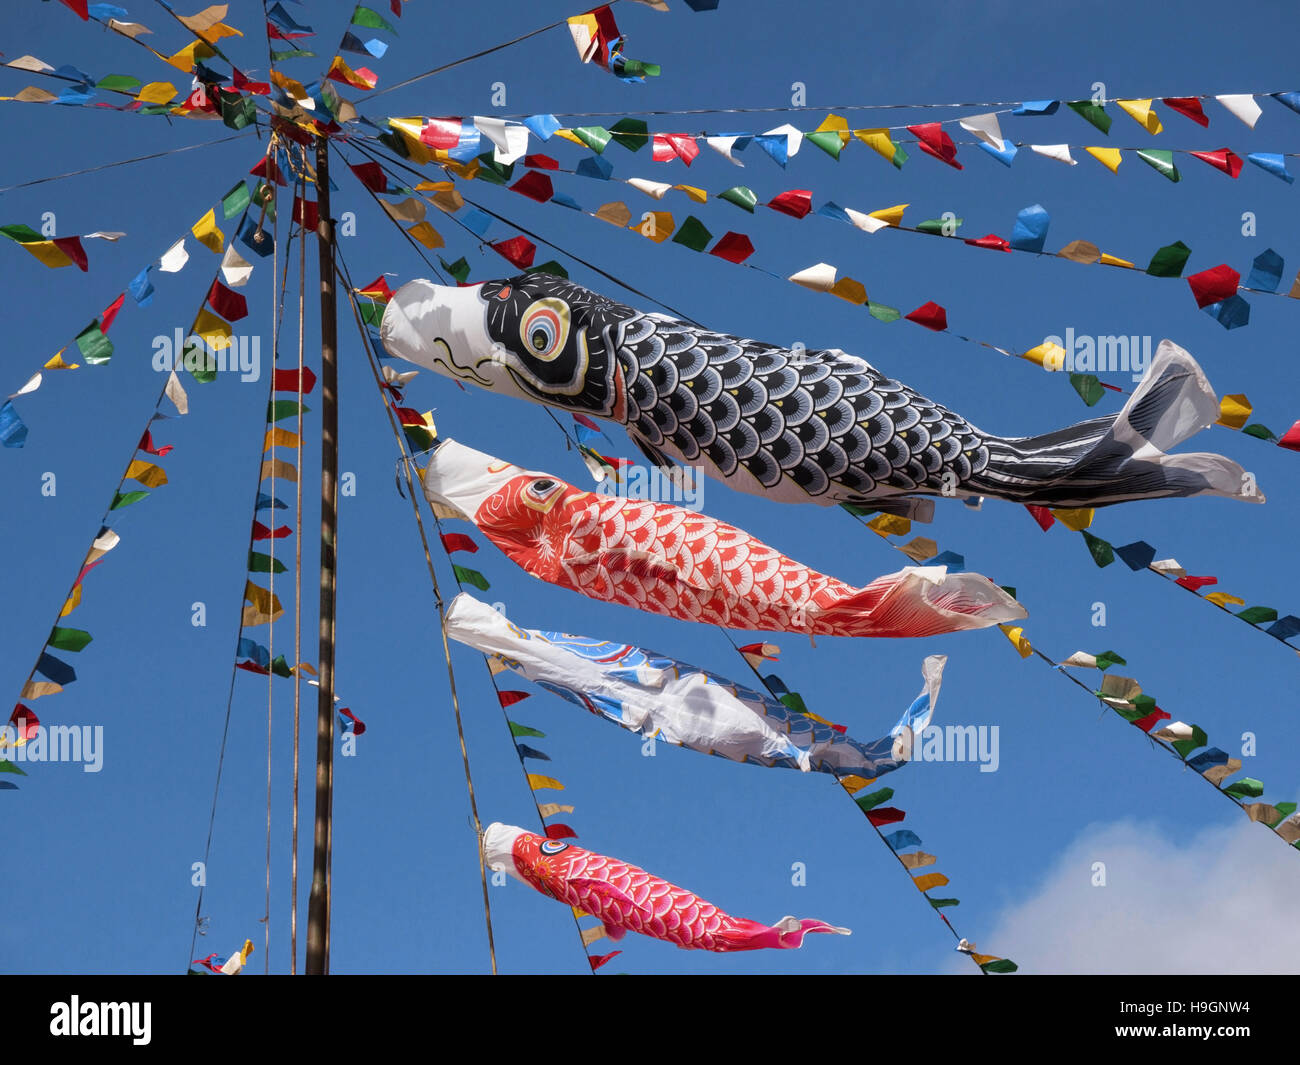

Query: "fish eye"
<box><xmin>518</xmin><ymin>298</ymin><xmax>570</xmax><ymax>362</ymax></box>
<box><xmin>530</xmin><ymin>479</ymin><xmax>556</xmax><ymax>494</ymax></box>
<box><xmin>539</xmin><ymin>840</ymin><xmax>569</xmax><ymax>855</ymax></box>
<box><xmin>522</xmin><ymin>477</ymin><xmax>565</xmax><ymax>514</ymax></box>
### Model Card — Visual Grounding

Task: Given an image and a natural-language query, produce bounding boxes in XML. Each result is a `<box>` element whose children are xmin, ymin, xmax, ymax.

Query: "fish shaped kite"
<box><xmin>424</xmin><ymin>438</ymin><xmax>1026</xmax><ymax>637</ymax></box>
<box><xmin>483</xmin><ymin>823</ymin><xmax>851</xmax><ymax>953</ymax></box>
<box><xmin>445</xmin><ymin>592</ymin><xmax>944</xmax><ymax>774</ymax></box>
<box><xmin>381</xmin><ymin>274</ymin><xmax>1260</xmax><ymax>511</ymax></box>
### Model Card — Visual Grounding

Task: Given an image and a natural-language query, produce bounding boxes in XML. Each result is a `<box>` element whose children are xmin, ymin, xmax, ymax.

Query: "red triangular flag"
<box><xmin>905</xmin><ymin>301</ymin><xmax>948</xmax><ymax>331</ymax></box>
<box><xmin>9</xmin><ymin>704</ymin><xmax>40</xmax><ymax>740</ymax></box>
<box><xmin>1025</xmin><ymin>504</ymin><xmax>1055</xmax><ymax>531</ymax></box>
<box><xmin>544</xmin><ymin>823</ymin><xmax>578</xmax><ymax>840</ymax></box>
<box><xmin>709</xmin><ymin>232</ymin><xmax>754</xmax><ymax>264</ymax></box>
<box><xmin>497</xmin><ymin>690</ymin><xmax>531</xmax><ymax>708</ymax></box>
<box><xmin>293</xmin><ymin>196</ymin><xmax>319</xmax><ymax>231</ymax></box>
<box><xmin>349</xmin><ymin>161</ymin><xmax>388</xmax><ymax>193</ymax></box>
<box><xmin>588</xmin><ymin>950</ymin><xmax>622</xmax><ymax>971</ymax></box>
<box><xmin>510</xmin><ymin>171</ymin><xmax>554</xmax><ymax>203</ymax></box>
<box><xmin>52</xmin><ymin>236</ymin><xmax>87</xmax><ymax>272</ymax></box>
<box><xmin>1188</xmin><ymin>149</ymin><xmax>1243</xmax><ymax>179</ymax></box>
<box><xmin>252</xmin><ymin>522</ymin><xmax>293</xmax><ymax>540</ymax></box>
<box><xmin>208</xmin><ymin>279</ymin><xmax>249</xmax><ymax>322</ymax></box>
<box><xmin>358</xmin><ymin>276</ymin><xmax>394</xmax><ymax>301</ymax></box>
<box><xmin>491</xmin><ymin>237</ymin><xmax>536</xmax><ymax>269</ymax></box>
<box><xmin>866</xmin><ymin>806</ymin><xmax>906</xmax><ymax>827</ymax></box>
<box><xmin>440</xmin><ymin>532</ymin><xmax>478</xmax><ymax>554</ymax></box>
<box><xmin>273</xmin><ymin>366</ymin><xmax>317</xmax><ymax>394</ymax></box>
<box><xmin>1186</xmin><ymin>264</ymin><xmax>1240</xmax><ymax>308</ymax></box>
<box><xmin>100</xmin><ymin>293</ymin><xmax>126</xmax><ymax>332</ymax></box>
<box><xmin>339</xmin><ymin>707</ymin><xmax>366</xmax><ymax>736</ymax></box>
<box><xmin>1278</xmin><ymin>421</ymin><xmax>1300</xmax><ymax>452</ymax></box>
<box><xmin>1161</xmin><ymin>97</ymin><xmax>1209</xmax><ymax>127</ymax></box>
<box><xmin>965</xmin><ymin>234</ymin><xmax>1011</xmax><ymax>252</ymax></box>
<box><xmin>1133</xmin><ymin>707</ymin><xmax>1171</xmax><ymax>733</ymax></box>
<box><xmin>907</xmin><ymin>123</ymin><xmax>962</xmax><ymax>169</ymax></box>
<box><xmin>419</xmin><ymin>117</ymin><xmax>463</xmax><ymax>149</ymax></box>
<box><xmin>139</xmin><ymin>429</ymin><xmax>174</xmax><ymax>458</ymax></box>
<box><xmin>767</xmin><ymin>189</ymin><xmax>813</xmax><ymax>219</ymax></box>
<box><xmin>251</xmin><ymin>156</ymin><xmax>287</xmax><ymax>186</ymax></box>
<box><xmin>234</xmin><ymin>69</ymin><xmax>271</xmax><ymax>96</ymax></box>
<box><xmin>523</xmin><ymin>154</ymin><xmax>559</xmax><ymax>171</ymax></box>
<box><xmin>58</xmin><ymin>0</ymin><xmax>89</xmax><ymax>20</ymax></box>
<box><xmin>573</xmin><ymin>413</ymin><xmax>601</xmax><ymax>432</ymax></box>
<box><xmin>1175</xmin><ymin>575</ymin><xmax>1217</xmax><ymax>592</ymax></box>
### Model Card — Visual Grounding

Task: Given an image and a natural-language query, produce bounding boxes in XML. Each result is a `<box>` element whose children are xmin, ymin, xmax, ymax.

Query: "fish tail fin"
<box><xmin>817</xmin><ymin>569</ymin><xmax>1026</xmax><ymax>638</ymax></box>
<box><xmin>717</xmin><ymin>916</ymin><xmax>852</xmax><ymax>951</ymax></box>
<box><xmin>968</xmin><ymin>340</ymin><xmax>1261</xmax><ymax>507</ymax></box>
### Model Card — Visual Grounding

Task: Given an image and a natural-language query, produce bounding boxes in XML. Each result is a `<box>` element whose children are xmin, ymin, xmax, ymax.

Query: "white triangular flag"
<box><xmin>1216</xmin><ymin>94</ymin><xmax>1261</xmax><ymax>128</ymax></box>
<box><xmin>788</xmin><ymin>263</ymin><xmax>837</xmax><ymax>291</ymax></box>
<box><xmin>220</xmin><ymin>244</ymin><xmax>253</xmax><ymax>288</ymax></box>
<box><xmin>1031</xmin><ymin>143</ymin><xmax>1077</xmax><ymax>166</ymax></box>
<box><xmin>9</xmin><ymin>373</ymin><xmax>41</xmax><ymax>399</ymax></box>
<box><xmin>705</xmin><ymin>136</ymin><xmax>745</xmax><ymax>166</ymax></box>
<box><xmin>473</xmin><ymin>116</ymin><xmax>529</xmax><ymax>165</ymax></box>
<box><xmin>763</xmin><ymin>122</ymin><xmax>803</xmax><ymax>157</ymax></box>
<box><xmin>159</xmin><ymin>238</ymin><xmax>189</xmax><ymax>273</ymax></box>
<box><xmin>844</xmin><ymin>208</ymin><xmax>890</xmax><ymax>234</ymax></box>
<box><xmin>1150</xmin><ymin>558</ymin><xmax>1185</xmax><ymax>577</ymax></box>
<box><xmin>165</xmin><ymin>370</ymin><xmax>189</xmax><ymax>415</ymax></box>
<box><xmin>627</xmin><ymin>177</ymin><xmax>672</xmax><ymax>200</ymax></box>
<box><xmin>958</xmin><ymin>112</ymin><xmax>1005</xmax><ymax>151</ymax></box>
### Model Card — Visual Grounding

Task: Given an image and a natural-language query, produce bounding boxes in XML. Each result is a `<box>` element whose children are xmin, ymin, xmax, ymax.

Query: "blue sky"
<box><xmin>2</xmin><ymin>0</ymin><xmax>1299</xmax><ymax>975</ymax></box>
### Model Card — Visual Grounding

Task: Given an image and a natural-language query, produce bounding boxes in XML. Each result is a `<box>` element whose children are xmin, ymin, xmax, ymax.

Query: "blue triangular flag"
<box><xmin>1009</xmin><ymin>204</ymin><xmax>1050</xmax><ymax>252</ymax></box>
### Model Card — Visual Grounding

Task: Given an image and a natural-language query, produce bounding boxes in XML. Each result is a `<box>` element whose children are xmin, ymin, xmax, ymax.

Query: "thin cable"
<box><xmin>290</xmin><ymin>170</ymin><xmax>307</xmax><ymax>976</ymax></box>
<box><xmin>333</xmin><ymin>247</ymin><xmax>499</xmax><ymax>974</ymax></box>
<box><xmin>0</xmin><ymin>133</ymin><xmax>255</xmax><ymax>193</ymax></box>
<box><xmin>367</xmin><ymin>2</ymin><xmax>627</xmax><ymax>101</ymax></box>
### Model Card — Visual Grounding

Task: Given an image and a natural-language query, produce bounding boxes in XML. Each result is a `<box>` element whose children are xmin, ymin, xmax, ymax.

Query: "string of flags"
<box><xmin>190</xmin><ymin>937</ymin><xmax>255</xmax><ymax>975</ymax></box>
<box><xmin>845</xmin><ymin>507</ymin><xmax>1300</xmax><ymax>854</ymax></box>
<box><xmin>566</xmin><ymin>4</ymin><xmax>661</xmax><ymax>83</ymax></box>
<box><xmin>340</xmin><ymin>140</ymin><xmax>1300</xmax><ymax>467</ymax></box>
<box><xmin>2</xmin><ymin>164</ymin><xmax>277</xmax><ymax>450</ymax></box>
<box><xmin>346</xmin><ymin>278</ymin><xmax>609</xmax><ymax>970</ymax></box>
<box><xmin>1021</xmin><ymin>504</ymin><xmax>1300</xmax><ymax>657</ymax></box>
<box><xmin>726</xmin><ymin>639</ymin><xmax>1018</xmax><ymax>974</ymax></box>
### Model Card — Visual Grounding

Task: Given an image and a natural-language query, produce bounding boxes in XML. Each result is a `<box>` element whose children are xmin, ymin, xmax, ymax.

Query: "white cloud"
<box><xmin>950</xmin><ymin>818</ymin><xmax>1300</xmax><ymax>974</ymax></box>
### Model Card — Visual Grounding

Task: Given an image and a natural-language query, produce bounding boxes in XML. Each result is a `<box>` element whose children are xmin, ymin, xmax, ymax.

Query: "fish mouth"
<box><xmin>421</xmin><ymin>439</ymin><xmax>532</xmax><ymax>520</ymax></box>
<box><xmin>481</xmin><ymin>822</ymin><xmax>527</xmax><ymax>883</ymax></box>
<box><xmin>381</xmin><ymin>279</ymin><xmax>499</xmax><ymax>387</ymax></box>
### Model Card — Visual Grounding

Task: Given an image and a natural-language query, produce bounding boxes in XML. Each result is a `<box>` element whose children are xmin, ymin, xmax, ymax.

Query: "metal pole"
<box><xmin>306</xmin><ymin>133</ymin><xmax>338</xmax><ymax>975</ymax></box>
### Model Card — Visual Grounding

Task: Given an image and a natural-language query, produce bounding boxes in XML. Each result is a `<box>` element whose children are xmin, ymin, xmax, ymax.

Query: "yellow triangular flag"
<box><xmin>1216</xmin><ymin>393</ymin><xmax>1252</xmax><ymax>429</ymax></box>
<box><xmin>1021</xmin><ymin>342</ymin><xmax>1067</xmax><ymax>371</ymax></box>
<box><xmin>191</xmin><ymin>209</ymin><xmax>224</xmax><ymax>254</ymax></box>
<box><xmin>866</xmin><ymin>513</ymin><xmax>910</xmax><ymax>538</ymax></box>
<box><xmin>868</xmin><ymin>203</ymin><xmax>907</xmax><ymax>227</ymax></box>
<box><xmin>1085</xmin><ymin>146</ymin><xmax>1123</xmax><ymax>174</ymax></box>
<box><xmin>853</xmin><ymin>128</ymin><xmax>898</xmax><ymax>164</ymax></box>
<box><xmin>526</xmin><ymin>774</ymin><xmax>564</xmax><ymax>791</ymax></box>
<box><xmin>406</xmin><ymin>221</ymin><xmax>444</xmax><ymax>249</ymax></box>
<box><xmin>264</xmin><ymin>427</ymin><xmax>301</xmax><ymax>451</ymax></box>
<box><xmin>999</xmin><ymin>625</ymin><xmax>1034</xmax><ymax>659</ymax></box>
<box><xmin>1115</xmin><ymin>98</ymin><xmax>1163</xmax><ymax>135</ymax></box>
<box><xmin>45</xmin><ymin>350</ymin><xmax>78</xmax><ymax>370</ymax></box>
<box><xmin>192</xmin><ymin>308</ymin><xmax>233</xmax><ymax>349</ymax></box>
<box><xmin>135</xmin><ymin>81</ymin><xmax>178</xmax><ymax>105</ymax></box>
<box><xmin>813</xmin><ymin>112</ymin><xmax>851</xmax><ymax>146</ymax></box>
<box><xmin>629</xmin><ymin>210</ymin><xmax>674</xmax><ymax>243</ymax></box>
<box><xmin>673</xmin><ymin>184</ymin><xmax>708</xmax><ymax>203</ymax></box>
<box><xmin>125</xmin><ymin>459</ymin><xmax>168</xmax><ymax>488</ymax></box>
<box><xmin>1099</xmin><ymin>253</ymin><xmax>1135</xmax><ymax>268</ymax></box>
<box><xmin>913</xmin><ymin>872</ymin><xmax>950</xmax><ymax>893</ymax></box>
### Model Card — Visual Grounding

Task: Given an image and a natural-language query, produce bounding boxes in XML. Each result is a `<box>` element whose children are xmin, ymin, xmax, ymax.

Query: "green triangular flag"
<box><xmin>1067</xmin><ymin>100</ymin><xmax>1112</xmax><ymax>134</ymax></box>
<box><xmin>508</xmin><ymin>721</ymin><xmax>546</xmax><ymax>739</ymax></box>
<box><xmin>608</xmin><ymin>118</ymin><xmax>649</xmax><ymax>152</ymax></box>
<box><xmin>439</xmin><ymin>256</ymin><xmax>471</xmax><ymax>283</ymax></box>
<box><xmin>618</xmin><ymin>59</ymin><xmax>660</xmax><ymax>79</ymax></box>
<box><xmin>1241</xmin><ymin>423</ymin><xmax>1276</xmax><ymax>440</ymax></box>
<box><xmin>75</xmin><ymin>321</ymin><xmax>113</xmax><ymax>366</ymax></box>
<box><xmin>840</xmin><ymin>503</ymin><xmax>875</xmax><ymax>517</ymax></box>
<box><xmin>249</xmin><ymin>551</ymin><xmax>288</xmax><ymax>574</ymax></box>
<box><xmin>222</xmin><ymin>181</ymin><xmax>251</xmax><ymax>220</ymax></box>
<box><xmin>48</xmin><ymin>627</ymin><xmax>93</xmax><ymax>652</ymax></box>
<box><xmin>778</xmin><ymin>692</ymin><xmax>810</xmax><ymax>716</ymax></box>
<box><xmin>96</xmin><ymin>74</ymin><xmax>141</xmax><ymax>92</ymax></box>
<box><xmin>1000</xmin><ymin>586</ymin><xmax>1017</xmax><ymax>599</ymax></box>
<box><xmin>1115</xmin><ymin>693</ymin><xmax>1157</xmax><ymax>722</ymax></box>
<box><xmin>1236</xmin><ymin>605</ymin><xmax>1278</xmax><ymax>625</ymax></box>
<box><xmin>672</xmin><ymin>216</ymin><xmax>712</xmax><ymax>252</ymax></box>
<box><xmin>928</xmin><ymin>897</ymin><xmax>960</xmax><ymax>909</ymax></box>
<box><xmin>453</xmin><ymin>565</ymin><xmax>490</xmax><ymax>592</ymax></box>
<box><xmin>1094</xmin><ymin>650</ymin><xmax>1127</xmax><ymax>671</ymax></box>
<box><xmin>1146</xmin><ymin>240</ymin><xmax>1192</xmax><ymax>278</ymax></box>
<box><xmin>351</xmin><ymin>5</ymin><xmax>397</xmax><ymax>32</ymax></box>
<box><xmin>890</xmin><ymin>144</ymin><xmax>909</xmax><ymax>169</ymax></box>
<box><xmin>1137</xmin><ymin>148</ymin><xmax>1181</xmax><ymax>183</ymax></box>
<box><xmin>271</xmin><ymin>48</ymin><xmax>315</xmax><ymax>61</ymax></box>
<box><xmin>0</xmin><ymin>761</ymin><xmax>27</xmax><ymax>776</ymax></box>
<box><xmin>917</xmin><ymin>217</ymin><xmax>963</xmax><ymax>235</ymax></box>
<box><xmin>1224</xmin><ymin>777</ymin><xmax>1265</xmax><ymax>799</ymax></box>
<box><xmin>268</xmin><ymin>400</ymin><xmax>308</xmax><ymax>422</ymax></box>
<box><xmin>1069</xmin><ymin>373</ymin><xmax>1105</xmax><ymax>406</ymax></box>
<box><xmin>1</xmin><ymin>223</ymin><xmax>45</xmax><ymax>243</ymax></box>
<box><xmin>403</xmin><ymin>424</ymin><xmax>435</xmax><ymax>451</ymax></box>
<box><xmin>717</xmin><ymin>185</ymin><xmax>758</xmax><ymax>212</ymax></box>
<box><xmin>111</xmin><ymin>489</ymin><xmax>149</xmax><ymax>510</ymax></box>
<box><xmin>867</xmin><ymin>302</ymin><xmax>901</xmax><ymax>322</ymax></box>
<box><xmin>573</xmin><ymin>126</ymin><xmax>612</xmax><ymax>154</ymax></box>
<box><xmin>526</xmin><ymin>260</ymin><xmax>569</xmax><ymax>279</ymax></box>
<box><xmin>1172</xmin><ymin>725</ymin><xmax>1209</xmax><ymax>759</ymax></box>
<box><xmin>474</xmin><ymin>153</ymin><xmax>514</xmax><ymax>185</ymax></box>
<box><xmin>1081</xmin><ymin>530</ymin><xmax>1114</xmax><ymax>568</ymax></box>
<box><xmin>981</xmin><ymin>958</ymin><xmax>1019</xmax><ymax>974</ymax></box>
<box><xmin>359</xmin><ymin>300</ymin><xmax>385</xmax><ymax>328</ymax></box>
<box><xmin>271</xmin><ymin>655</ymin><xmax>294</xmax><ymax>678</ymax></box>
<box><xmin>221</xmin><ymin>93</ymin><xmax>258</xmax><ymax>131</ymax></box>
<box><xmin>854</xmin><ymin>786</ymin><xmax>894</xmax><ymax>812</ymax></box>
<box><xmin>805</xmin><ymin>130</ymin><xmax>844</xmax><ymax>160</ymax></box>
